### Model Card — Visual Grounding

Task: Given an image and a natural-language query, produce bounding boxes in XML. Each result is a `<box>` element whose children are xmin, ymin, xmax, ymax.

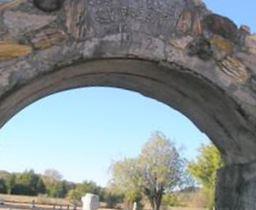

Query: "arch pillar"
<box><xmin>216</xmin><ymin>162</ymin><xmax>256</xmax><ymax>209</ymax></box>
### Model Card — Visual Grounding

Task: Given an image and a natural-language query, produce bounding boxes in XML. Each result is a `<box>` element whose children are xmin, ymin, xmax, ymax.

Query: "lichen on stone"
<box><xmin>0</xmin><ymin>41</ymin><xmax>32</xmax><ymax>61</ymax></box>
<box><xmin>202</xmin><ymin>14</ymin><xmax>238</xmax><ymax>43</ymax></box>
<box><xmin>245</xmin><ymin>35</ymin><xmax>256</xmax><ymax>55</ymax></box>
<box><xmin>218</xmin><ymin>56</ymin><xmax>249</xmax><ymax>84</ymax></box>
<box><xmin>210</xmin><ymin>35</ymin><xmax>234</xmax><ymax>60</ymax></box>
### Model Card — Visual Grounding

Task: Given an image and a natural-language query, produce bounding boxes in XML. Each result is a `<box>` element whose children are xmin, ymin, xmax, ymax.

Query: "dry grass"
<box><xmin>0</xmin><ymin>194</ymin><xmax>206</xmax><ymax>210</ymax></box>
<box><xmin>0</xmin><ymin>194</ymin><xmax>70</xmax><ymax>206</ymax></box>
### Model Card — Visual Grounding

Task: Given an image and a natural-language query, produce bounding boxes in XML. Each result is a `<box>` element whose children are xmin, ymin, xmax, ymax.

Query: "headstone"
<box><xmin>133</xmin><ymin>202</ymin><xmax>138</xmax><ymax>210</ymax></box>
<box><xmin>81</xmin><ymin>194</ymin><xmax>99</xmax><ymax>210</ymax></box>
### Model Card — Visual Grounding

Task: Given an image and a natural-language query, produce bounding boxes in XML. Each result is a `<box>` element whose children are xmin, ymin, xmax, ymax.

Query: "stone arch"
<box><xmin>0</xmin><ymin>0</ymin><xmax>256</xmax><ymax>208</ymax></box>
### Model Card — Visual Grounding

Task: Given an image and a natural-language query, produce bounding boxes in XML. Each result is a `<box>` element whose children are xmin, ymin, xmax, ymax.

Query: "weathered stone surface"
<box><xmin>192</xmin><ymin>0</ymin><xmax>203</xmax><ymax>7</ymax></box>
<box><xmin>33</xmin><ymin>0</ymin><xmax>65</xmax><ymax>12</ymax></box>
<box><xmin>169</xmin><ymin>36</ymin><xmax>193</xmax><ymax>50</ymax></box>
<box><xmin>218</xmin><ymin>56</ymin><xmax>249</xmax><ymax>84</ymax></box>
<box><xmin>81</xmin><ymin>194</ymin><xmax>99</xmax><ymax>210</ymax></box>
<box><xmin>176</xmin><ymin>10</ymin><xmax>202</xmax><ymax>35</ymax></box>
<box><xmin>0</xmin><ymin>42</ymin><xmax>32</xmax><ymax>60</ymax></box>
<box><xmin>210</xmin><ymin>35</ymin><xmax>234</xmax><ymax>59</ymax></box>
<box><xmin>216</xmin><ymin>165</ymin><xmax>242</xmax><ymax>210</ymax></box>
<box><xmin>202</xmin><ymin>14</ymin><xmax>238</xmax><ymax>42</ymax></box>
<box><xmin>191</xmin><ymin>12</ymin><xmax>202</xmax><ymax>36</ymax></box>
<box><xmin>240</xmin><ymin>25</ymin><xmax>251</xmax><ymax>35</ymax></box>
<box><xmin>31</xmin><ymin>29</ymin><xmax>67</xmax><ymax>50</ymax></box>
<box><xmin>65</xmin><ymin>0</ymin><xmax>88</xmax><ymax>40</ymax></box>
<box><xmin>176</xmin><ymin>10</ymin><xmax>192</xmax><ymax>34</ymax></box>
<box><xmin>245</xmin><ymin>35</ymin><xmax>256</xmax><ymax>55</ymax></box>
<box><xmin>217</xmin><ymin>163</ymin><xmax>256</xmax><ymax>210</ymax></box>
<box><xmin>187</xmin><ymin>37</ymin><xmax>213</xmax><ymax>60</ymax></box>
<box><xmin>0</xmin><ymin>0</ymin><xmax>25</xmax><ymax>12</ymax></box>
<box><xmin>236</xmin><ymin>52</ymin><xmax>256</xmax><ymax>75</ymax></box>
<box><xmin>3</xmin><ymin>11</ymin><xmax>56</xmax><ymax>36</ymax></box>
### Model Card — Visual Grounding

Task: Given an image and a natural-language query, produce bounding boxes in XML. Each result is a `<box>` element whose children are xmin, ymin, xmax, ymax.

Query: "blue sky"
<box><xmin>0</xmin><ymin>1</ymin><xmax>255</xmax><ymax>186</ymax></box>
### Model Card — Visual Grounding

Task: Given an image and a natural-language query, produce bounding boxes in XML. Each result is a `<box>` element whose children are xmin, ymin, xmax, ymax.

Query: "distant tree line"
<box><xmin>0</xmin><ymin>169</ymin><xmax>73</xmax><ymax>197</ymax></box>
<box><xmin>0</xmin><ymin>169</ymin><xmax>122</xmax><ymax>207</ymax></box>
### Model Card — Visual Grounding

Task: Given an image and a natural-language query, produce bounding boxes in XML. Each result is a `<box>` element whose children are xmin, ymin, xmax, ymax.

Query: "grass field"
<box><xmin>0</xmin><ymin>194</ymin><xmax>206</xmax><ymax>210</ymax></box>
<box><xmin>0</xmin><ymin>194</ymin><xmax>71</xmax><ymax>206</ymax></box>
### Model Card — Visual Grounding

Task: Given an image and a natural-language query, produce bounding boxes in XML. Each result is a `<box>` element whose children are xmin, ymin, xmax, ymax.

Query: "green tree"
<box><xmin>13</xmin><ymin>170</ymin><xmax>46</xmax><ymax>195</ymax></box>
<box><xmin>162</xmin><ymin>194</ymin><xmax>180</xmax><ymax>207</ymax></box>
<box><xmin>188</xmin><ymin>144</ymin><xmax>223</xmax><ymax>210</ymax></box>
<box><xmin>46</xmin><ymin>181</ymin><xmax>68</xmax><ymax>198</ymax></box>
<box><xmin>67</xmin><ymin>181</ymin><xmax>101</xmax><ymax>203</ymax></box>
<box><xmin>0</xmin><ymin>179</ymin><xmax>7</xmax><ymax>193</ymax></box>
<box><xmin>6</xmin><ymin>174</ymin><xmax>16</xmax><ymax>194</ymax></box>
<box><xmin>101</xmin><ymin>190</ymin><xmax>124</xmax><ymax>208</ymax></box>
<box><xmin>43</xmin><ymin>169</ymin><xmax>70</xmax><ymax>198</ymax></box>
<box><xmin>111</xmin><ymin>132</ymin><xmax>185</xmax><ymax>210</ymax></box>
<box><xmin>110</xmin><ymin>158</ymin><xmax>142</xmax><ymax>206</ymax></box>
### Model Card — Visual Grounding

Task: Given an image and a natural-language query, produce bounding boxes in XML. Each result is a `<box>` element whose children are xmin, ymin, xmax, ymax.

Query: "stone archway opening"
<box><xmin>1</xmin><ymin>0</ymin><xmax>256</xmax><ymax>209</ymax></box>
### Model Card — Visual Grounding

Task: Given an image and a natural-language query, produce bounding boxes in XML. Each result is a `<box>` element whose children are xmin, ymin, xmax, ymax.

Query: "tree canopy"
<box><xmin>110</xmin><ymin>132</ymin><xmax>185</xmax><ymax>210</ymax></box>
<box><xmin>188</xmin><ymin>144</ymin><xmax>223</xmax><ymax>210</ymax></box>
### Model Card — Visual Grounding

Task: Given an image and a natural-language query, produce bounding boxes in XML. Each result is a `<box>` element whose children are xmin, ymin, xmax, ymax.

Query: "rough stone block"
<box><xmin>31</xmin><ymin>29</ymin><xmax>67</xmax><ymax>50</ymax></box>
<box><xmin>81</xmin><ymin>194</ymin><xmax>99</xmax><ymax>210</ymax></box>
<box><xmin>245</xmin><ymin>35</ymin><xmax>256</xmax><ymax>55</ymax></box>
<box><xmin>3</xmin><ymin>11</ymin><xmax>56</xmax><ymax>36</ymax></box>
<box><xmin>0</xmin><ymin>42</ymin><xmax>32</xmax><ymax>61</ymax></box>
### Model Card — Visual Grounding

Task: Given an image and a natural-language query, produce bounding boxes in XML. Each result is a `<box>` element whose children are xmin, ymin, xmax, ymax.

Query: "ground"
<box><xmin>0</xmin><ymin>194</ymin><xmax>206</xmax><ymax>210</ymax></box>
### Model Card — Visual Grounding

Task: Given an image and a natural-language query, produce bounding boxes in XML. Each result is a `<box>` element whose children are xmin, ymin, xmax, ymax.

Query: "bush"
<box><xmin>102</xmin><ymin>191</ymin><xmax>123</xmax><ymax>208</ymax></box>
<box><xmin>162</xmin><ymin>194</ymin><xmax>181</xmax><ymax>207</ymax></box>
<box><xmin>67</xmin><ymin>181</ymin><xmax>101</xmax><ymax>204</ymax></box>
<box><xmin>0</xmin><ymin>179</ymin><xmax>7</xmax><ymax>193</ymax></box>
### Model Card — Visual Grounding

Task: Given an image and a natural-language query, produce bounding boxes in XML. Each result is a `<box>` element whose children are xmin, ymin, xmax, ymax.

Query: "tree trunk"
<box><xmin>145</xmin><ymin>187</ymin><xmax>163</xmax><ymax>210</ymax></box>
<box><xmin>149</xmin><ymin>199</ymin><xmax>155</xmax><ymax>210</ymax></box>
<box><xmin>152</xmin><ymin>191</ymin><xmax>163</xmax><ymax>210</ymax></box>
<box><xmin>154</xmin><ymin>195</ymin><xmax>162</xmax><ymax>210</ymax></box>
<box><xmin>154</xmin><ymin>201</ymin><xmax>161</xmax><ymax>210</ymax></box>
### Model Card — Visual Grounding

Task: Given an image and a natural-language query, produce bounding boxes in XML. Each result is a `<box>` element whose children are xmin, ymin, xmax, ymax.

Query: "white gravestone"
<box><xmin>81</xmin><ymin>194</ymin><xmax>100</xmax><ymax>210</ymax></box>
<box><xmin>133</xmin><ymin>202</ymin><xmax>138</xmax><ymax>210</ymax></box>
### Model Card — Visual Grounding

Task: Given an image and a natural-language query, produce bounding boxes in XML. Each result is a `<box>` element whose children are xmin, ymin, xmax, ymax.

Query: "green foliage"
<box><xmin>67</xmin><ymin>181</ymin><xmax>101</xmax><ymax>203</ymax></box>
<box><xmin>0</xmin><ymin>179</ymin><xmax>7</xmax><ymax>193</ymax></box>
<box><xmin>101</xmin><ymin>191</ymin><xmax>124</xmax><ymax>208</ymax></box>
<box><xmin>124</xmin><ymin>190</ymin><xmax>142</xmax><ymax>203</ymax></box>
<box><xmin>110</xmin><ymin>132</ymin><xmax>185</xmax><ymax>210</ymax></box>
<box><xmin>188</xmin><ymin>144</ymin><xmax>224</xmax><ymax>210</ymax></box>
<box><xmin>0</xmin><ymin>168</ymin><xmax>100</xmax><ymax>201</ymax></box>
<box><xmin>0</xmin><ymin>168</ymin><xmax>104</xmax><ymax>203</ymax></box>
<box><xmin>110</xmin><ymin>158</ymin><xmax>142</xmax><ymax>202</ymax></box>
<box><xmin>12</xmin><ymin>170</ymin><xmax>46</xmax><ymax>196</ymax></box>
<box><xmin>42</xmin><ymin>169</ymin><xmax>74</xmax><ymax>198</ymax></box>
<box><xmin>46</xmin><ymin>181</ymin><xmax>69</xmax><ymax>198</ymax></box>
<box><xmin>6</xmin><ymin>174</ymin><xmax>16</xmax><ymax>194</ymax></box>
<box><xmin>162</xmin><ymin>194</ymin><xmax>181</xmax><ymax>207</ymax></box>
